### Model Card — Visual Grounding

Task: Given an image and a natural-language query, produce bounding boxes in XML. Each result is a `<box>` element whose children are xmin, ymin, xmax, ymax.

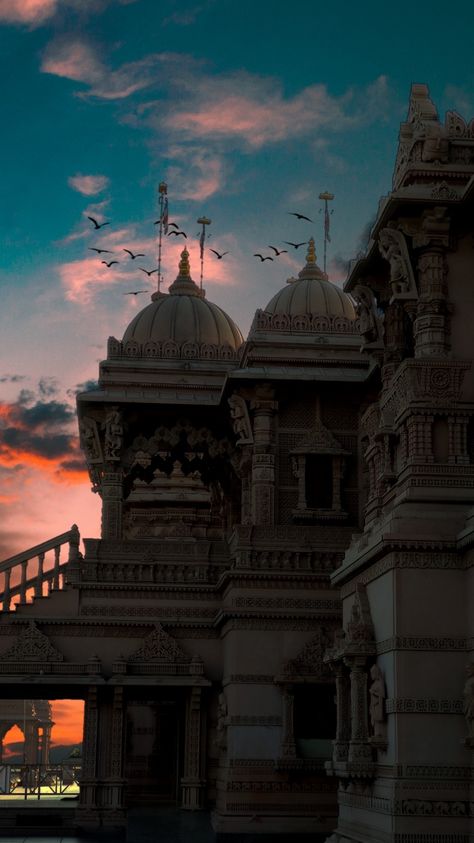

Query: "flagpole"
<box><xmin>197</xmin><ymin>216</ymin><xmax>211</xmax><ymax>294</ymax></box>
<box><xmin>318</xmin><ymin>191</ymin><xmax>334</xmax><ymax>276</ymax></box>
<box><xmin>157</xmin><ymin>181</ymin><xmax>168</xmax><ymax>295</ymax></box>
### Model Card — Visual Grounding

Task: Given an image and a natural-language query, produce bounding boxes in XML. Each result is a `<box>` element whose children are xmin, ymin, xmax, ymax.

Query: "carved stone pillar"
<box><xmin>347</xmin><ymin>658</ymin><xmax>372</xmax><ymax>765</ymax></box>
<box><xmin>414</xmin><ymin>248</ymin><xmax>449</xmax><ymax>357</ymax></box>
<box><xmin>281</xmin><ymin>687</ymin><xmax>297</xmax><ymax>758</ymax></box>
<box><xmin>250</xmin><ymin>397</ymin><xmax>277</xmax><ymax>526</ymax></box>
<box><xmin>101</xmin><ymin>686</ymin><xmax>126</xmax><ymax>818</ymax></box>
<box><xmin>181</xmin><ymin>687</ymin><xmax>205</xmax><ymax>809</ymax></box>
<box><xmin>333</xmin><ymin>665</ymin><xmax>351</xmax><ymax>764</ymax></box>
<box><xmin>78</xmin><ymin>686</ymin><xmax>100</xmax><ymax>823</ymax></box>
<box><xmin>101</xmin><ymin>469</ymin><xmax>123</xmax><ymax>539</ymax></box>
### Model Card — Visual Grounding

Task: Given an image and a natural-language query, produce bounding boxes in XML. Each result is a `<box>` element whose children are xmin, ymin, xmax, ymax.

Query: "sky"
<box><xmin>0</xmin><ymin>0</ymin><xmax>474</xmax><ymax>559</ymax></box>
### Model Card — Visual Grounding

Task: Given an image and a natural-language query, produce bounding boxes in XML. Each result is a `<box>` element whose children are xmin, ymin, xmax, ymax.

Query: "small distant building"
<box><xmin>0</xmin><ymin>700</ymin><xmax>53</xmax><ymax>764</ymax></box>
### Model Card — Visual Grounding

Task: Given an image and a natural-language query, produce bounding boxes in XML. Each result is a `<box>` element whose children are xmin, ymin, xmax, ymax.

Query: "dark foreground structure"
<box><xmin>1</xmin><ymin>84</ymin><xmax>474</xmax><ymax>842</ymax></box>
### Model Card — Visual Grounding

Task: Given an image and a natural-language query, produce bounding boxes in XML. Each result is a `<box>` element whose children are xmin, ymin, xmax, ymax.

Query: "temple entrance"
<box><xmin>124</xmin><ymin>690</ymin><xmax>184</xmax><ymax>807</ymax></box>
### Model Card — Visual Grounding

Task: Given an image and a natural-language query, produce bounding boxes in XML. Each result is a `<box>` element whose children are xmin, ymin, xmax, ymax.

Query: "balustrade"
<box><xmin>0</xmin><ymin>525</ymin><xmax>80</xmax><ymax>612</ymax></box>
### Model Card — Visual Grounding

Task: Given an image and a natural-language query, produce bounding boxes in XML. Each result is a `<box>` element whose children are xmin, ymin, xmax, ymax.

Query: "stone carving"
<box><xmin>353</xmin><ymin>284</ymin><xmax>384</xmax><ymax>346</ymax></box>
<box><xmin>378</xmin><ymin>228</ymin><xmax>417</xmax><ymax>301</ymax></box>
<box><xmin>1</xmin><ymin>621</ymin><xmax>63</xmax><ymax>662</ymax></box>
<box><xmin>347</xmin><ymin>583</ymin><xmax>375</xmax><ymax>644</ymax></box>
<box><xmin>282</xmin><ymin>626</ymin><xmax>333</xmax><ymax>679</ymax></box>
<box><xmin>228</xmin><ymin>394</ymin><xmax>253</xmax><ymax>445</ymax></box>
<box><xmin>463</xmin><ymin>662</ymin><xmax>474</xmax><ymax>745</ymax></box>
<box><xmin>79</xmin><ymin>417</ymin><xmax>102</xmax><ymax>464</ymax></box>
<box><xmin>107</xmin><ymin>336</ymin><xmax>240</xmax><ymax>361</ymax></box>
<box><xmin>103</xmin><ymin>406</ymin><xmax>123</xmax><ymax>462</ymax></box>
<box><xmin>369</xmin><ymin>664</ymin><xmax>386</xmax><ymax>740</ymax></box>
<box><xmin>128</xmin><ymin>623</ymin><xmax>189</xmax><ymax>663</ymax></box>
<box><xmin>250</xmin><ymin>310</ymin><xmax>358</xmax><ymax>335</ymax></box>
<box><xmin>215</xmin><ymin>693</ymin><xmax>228</xmax><ymax>750</ymax></box>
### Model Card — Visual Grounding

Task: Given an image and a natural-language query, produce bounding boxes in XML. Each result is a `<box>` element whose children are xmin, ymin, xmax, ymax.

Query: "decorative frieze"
<box><xmin>385</xmin><ymin>698</ymin><xmax>463</xmax><ymax>714</ymax></box>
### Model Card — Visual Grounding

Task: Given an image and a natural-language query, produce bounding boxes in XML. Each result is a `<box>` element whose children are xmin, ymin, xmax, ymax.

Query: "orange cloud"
<box><xmin>0</xmin><ymin>0</ymin><xmax>58</xmax><ymax>25</ymax></box>
<box><xmin>50</xmin><ymin>699</ymin><xmax>84</xmax><ymax>746</ymax></box>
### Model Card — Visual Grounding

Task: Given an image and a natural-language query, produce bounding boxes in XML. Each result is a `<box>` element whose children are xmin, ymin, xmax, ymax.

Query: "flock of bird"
<box><xmin>85</xmin><ymin>210</ymin><xmax>313</xmax><ymax>295</ymax></box>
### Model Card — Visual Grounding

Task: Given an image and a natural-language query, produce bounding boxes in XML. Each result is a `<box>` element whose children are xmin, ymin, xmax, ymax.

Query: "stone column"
<box><xmin>181</xmin><ymin>687</ymin><xmax>205</xmax><ymax>809</ymax></box>
<box><xmin>332</xmin><ymin>665</ymin><xmax>351</xmax><ymax>764</ymax></box>
<box><xmin>24</xmin><ymin>722</ymin><xmax>38</xmax><ymax>764</ymax></box>
<box><xmin>101</xmin><ymin>469</ymin><xmax>123</xmax><ymax>539</ymax></box>
<box><xmin>347</xmin><ymin>658</ymin><xmax>372</xmax><ymax>766</ymax></box>
<box><xmin>281</xmin><ymin>686</ymin><xmax>297</xmax><ymax>759</ymax></box>
<box><xmin>78</xmin><ymin>686</ymin><xmax>100</xmax><ymax>825</ymax></box>
<box><xmin>101</xmin><ymin>686</ymin><xmax>126</xmax><ymax>820</ymax></box>
<box><xmin>413</xmin><ymin>206</ymin><xmax>451</xmax><ymax>358</ymax></box>
<box><xmin>250</xmin><ymin>397</ymin><xmax>277</xmax><ymax>526</ymax></box>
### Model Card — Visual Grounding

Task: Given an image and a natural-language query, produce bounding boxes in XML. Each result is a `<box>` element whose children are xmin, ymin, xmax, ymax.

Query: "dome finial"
<box><xmin>306</xmin><ymin>237</ymin><xmax>317</xmax><ymax>266</ymax></box>
<box><xmin>168</xmin><ymin>248</ymin><xmax>203</xmax><ymax>297</ymax></box>
<box><xmin>178</xmin><ymin>248</ymin><xmax>191</xmax><ymax>277</ymax></box>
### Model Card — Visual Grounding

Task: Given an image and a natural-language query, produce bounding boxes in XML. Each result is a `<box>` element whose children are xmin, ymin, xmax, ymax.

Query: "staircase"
<box><xmin>0</xmin><ymin>525</ymin><xmax>81</xmax><ymax>612</ymax></box>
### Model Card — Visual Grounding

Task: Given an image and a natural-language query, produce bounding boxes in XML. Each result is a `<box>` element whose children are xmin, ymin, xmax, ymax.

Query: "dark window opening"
<box><xmin>305</xmin><ymin>455</ymin><xmax>333</xmax><ymax>509</ymax></box>
<box><xmin>294</xmin><ymin>685</ymin><xmax>336</xmax><ymax>740</ymax></box>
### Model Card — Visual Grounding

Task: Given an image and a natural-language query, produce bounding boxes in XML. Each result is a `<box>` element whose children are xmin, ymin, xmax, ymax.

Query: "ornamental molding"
<box><xmin>250</xmin><ymin>309</ymin><xmax>358</xmax><ymax>335</ymax></box>
<box><xmin>228</xmin><ymin>715</ymin><xmax>282</xmax><ymax>726</ymax></box>
<box><xmin>377</xmin><ymin>636</ymin><xmax>467</xmax><ymax>654</ymax></box>
<box><xmin>107</xmin><ymin>335</ymin><xmax>240</xmax><ymax>362</ymax></box>
<box><xmin>128</xmin><ymin>623</ymin><xmax>190</xmax><ymax>663</ymax></box>
<box><xmin>281</xmin><ymin>626</ymin><xmax>335</xmax><ymax>680</ymax></box>
<box><xmin>0</xmin><ymin>622</ymin><xmax>64</xmax><ymax>662</ymax></box>
<box><xmin>380</xmin><ymin>360</ymin><xmax>470</xmax><ymax>419</ymax></box>
<box><xmin>386</xmin><ymin>698</ymin><xmax>463</xmax><ymax>714</ymax></box>
<box><xmin>290</xmin><ymin>420</ymin><xmax>349</xmax><ymax>456</ymax></box>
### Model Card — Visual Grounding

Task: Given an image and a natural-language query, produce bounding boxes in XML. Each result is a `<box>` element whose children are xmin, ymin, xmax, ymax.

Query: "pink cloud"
<box><xmin>165</xmin><ymin>146</ymin><xmax>224</xmax><ymax>201</ymax></box>
<box><xmin>0</xmin><ymin>0</ymin><xmax>58</xmax><ymax>25</ymax></box>
<box><xmin>68</xmin><ymin>173</ymin><xmax>109</xmax><ymax>196</ymax></box>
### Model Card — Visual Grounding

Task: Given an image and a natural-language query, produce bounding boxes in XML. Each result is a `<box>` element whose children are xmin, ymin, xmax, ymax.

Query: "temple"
<box><xmin>1</xmin><ymin>83</ymin><xmax>474</xmax><ymax>842</ymax></box>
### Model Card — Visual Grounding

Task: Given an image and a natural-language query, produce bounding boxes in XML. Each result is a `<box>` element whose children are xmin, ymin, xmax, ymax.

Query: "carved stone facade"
<box><xmin>1</xmin><ymin>84</ymin><xmax>473</xmax><ymax>842</ymax></box>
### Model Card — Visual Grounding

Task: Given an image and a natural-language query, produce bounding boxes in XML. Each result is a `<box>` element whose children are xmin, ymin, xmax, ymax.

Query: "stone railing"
<box><xmin>249</xmin><ymin>309</ymin><xmax>359</xmax><ymax>335</ymax></box>
<box><xmin>0</xmin><ymin>525</ymin><xmax>81</xmax><ymax>612</ymax></box>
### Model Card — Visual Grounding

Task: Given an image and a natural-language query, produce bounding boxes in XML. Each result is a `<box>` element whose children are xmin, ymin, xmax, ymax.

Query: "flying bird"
<box><xmin>123</xmin><ymin>249</ymin><xmax>145</xmax><ymax>259</ymax></box>
<box><xmin>253</xmin><ymin>254</ymin><xmax>274</xmax><ymax>262</ymax></box>
<box><xmin>168</xmin><ymin>230</ymin><xmax>187</xmax><ymax>238</ymax></box>
<box><xmin>153</xmin><ymin>220</ymin><xmax>179</xmax><ymax>228</ymax></box>
<box><xmin>210</xmin><ymin>249</ymin><xmax>229</xmax><ymax>259</ymax></box>
<box><xmin>138</xmin><ymin>267</ymin><xmax>159</xmax><ymax>276</ymax></box>
<box><xmin>101</xmin><ymin>260</ymin><xmax>118</xmax><ymax>267</ymax></box>
<box><xmin>268</xmin><ymin>246</ymin><xmax>288</xmax><ymax>256</ymax></box>
<box><xmin>89</xmin><ymin>247</ymin><xmax>113</xmax><ymax>254</ymax></box>
<box><xmin>288</xmin><ymin>212</ymin><xmax>313</xmax><ymax>222</ymax></box>
<box><xmin>123</xmin><ymin>290</ymin><xmax>149</xmax><ymax>296</ymax></box>
<box><xmin>88</xmin><ymin>216</ymin><xmax>110</xmax><ymax>229</ymax></box>
<box><xmin>283</xmin><ymin>241</ymin><xmax>308</xmax><ymax>249</ymax></box>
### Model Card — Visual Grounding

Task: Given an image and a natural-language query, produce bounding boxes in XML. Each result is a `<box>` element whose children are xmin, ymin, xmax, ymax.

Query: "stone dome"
<box><xmin>122</xmin><ymin>249</ymin><xmax>243</xmax><ymax>351</ymax></box>
<box><xmin>263</xmin><ymin>238</ymin><xmax>355</xmax><ymax>320</ymax></box>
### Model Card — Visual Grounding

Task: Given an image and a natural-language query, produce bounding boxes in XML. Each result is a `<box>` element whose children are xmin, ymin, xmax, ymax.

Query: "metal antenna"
<box><xmin>157</xmin><ymin>181</ymin><xmax>168</xmax><ymax>295</ymax></box>
<box><xmin>318</xmin><ymin>191</ymin><xmax>334</xmax><ymax>275</ymax></box>
<box><xmin>197</xmin><ymin>216</ymin><xmax>211</xmax><ymax>293</ymax></box>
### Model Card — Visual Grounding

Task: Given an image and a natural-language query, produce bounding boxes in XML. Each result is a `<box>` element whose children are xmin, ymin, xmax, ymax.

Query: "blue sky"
<box><xmin>0</xmin><ymin>0</ymin><xmax>473</xmax><ymax>555</ymax></box>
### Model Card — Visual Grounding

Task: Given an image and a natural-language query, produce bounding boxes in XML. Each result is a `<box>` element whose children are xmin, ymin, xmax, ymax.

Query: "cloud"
<box><xmin>165</xmin><ymin>146</ymin><xmax>225</xmax><ymax>201</ymax></box>
<box><xmin>0</xmin><ymin>0</ymin><xmax>58</xmax><ymax>26</ymax></box>
<box><xmin>0</xmin><ymin>389</ymin><xmax>86</xmax><ymax>484</ymax></box>
<box><xmin>41</xmin><ymin>39</ymin><xmax>164</xmax><ymax>100</ymax></box>
<box><xmin>68</xmin><ymin>173</ymin><xmax>110</xmax><ymax>196</ymax></box>
<box><xmin>444</xmin><ymin>84</ymin><xmax>474</xmax><ymax>118</ymax></box>
<box><xmin>0</xmin><ymin>374</ymin><xmax>26</xmax><ymax>384</ymax></box>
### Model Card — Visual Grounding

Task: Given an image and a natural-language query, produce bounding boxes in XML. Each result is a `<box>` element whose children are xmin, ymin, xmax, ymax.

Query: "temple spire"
<box><xmin>168</xmin><ymin>248</ymin><xmax>204</xmax><ymax>297</ymax></box>
<box><xmin>298</xmin><ymin>236</ymin><xmax>325</xmax><ymax>281</ymax></box>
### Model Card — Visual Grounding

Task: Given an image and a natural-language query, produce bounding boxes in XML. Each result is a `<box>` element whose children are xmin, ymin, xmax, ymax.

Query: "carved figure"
<box><xmin>215</xmin><ymin>693</ymin><xmax>228</xmax><ymax>750</ymax></box>
<box><xmin>378</xmin><ymin>229</ymin><xmax>417</xmax><ymax>300</ymax></box>
<box><xmin>104</xmin><ymin>407</ymin><xmax>123</xmax><ymax>461</ymax></box>
<box><xmin>463</xmin><ymin>662</ymin><xmax>474</xmax><ymax>740</ymax></box>
<box><xmin>369</xmin><ymin>664</ymin><xmax>386</xmax><ymax>738</ymax></box>
<box><xmin>415</xmin><ymin>119</ymin><xmax>449</xmax><ymax>164</ymax></box>
<box><xmin>353</xmin><ymin>284</ymin><xmax>383</xmax><ymax>345</ymax></box>
<box><xmin>228</xmin><ymin>394</ymin><xmax>253</xmax><ymax>445</ymax></box>
<box><xmin>79</xmin><ymin>417</ymin><xmax>102</xmax><ymax>463</ymax></box>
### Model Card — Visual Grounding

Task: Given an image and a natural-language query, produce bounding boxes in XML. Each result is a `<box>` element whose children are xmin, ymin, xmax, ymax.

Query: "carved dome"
<box><xmin>263</xmin><ymin>238</ymin><xmax>355</xmax><ymax>320</ymax></box>
<box><xmin>122</xmin><ymin>249</ymin><xmax>243</xmax><ymax>352</ymax></box>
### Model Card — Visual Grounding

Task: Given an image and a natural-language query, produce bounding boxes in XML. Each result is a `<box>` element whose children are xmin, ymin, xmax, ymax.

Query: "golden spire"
<box><xmin>178</xmin><ymin>248</ymin><xmax>191</xmax><ymax>277</ymax></box>
<box><xmin>306</xmin><ymin>237</ymin><xmax>317</xmax><ymax>265</ymax></box>
<box><xmin>168</xmin><ymin>248</ymin><xmax>202</xmax><ymax>297</ymax></box>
